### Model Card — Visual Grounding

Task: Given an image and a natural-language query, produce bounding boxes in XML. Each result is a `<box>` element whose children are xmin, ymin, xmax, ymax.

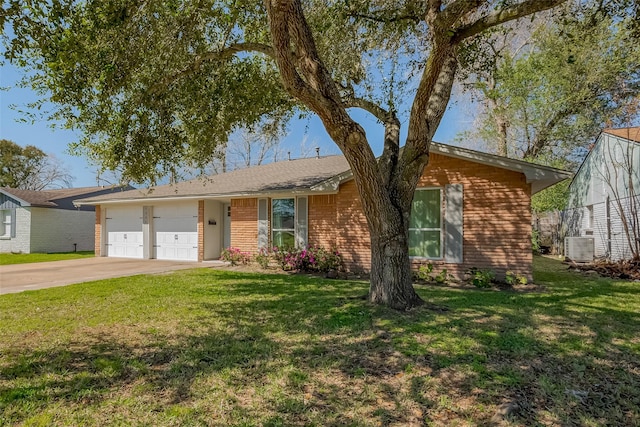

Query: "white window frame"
<box><xmin>408</xmin><ymin>187</ymin><xmax>444</xmax><ymax>260</ymax></box>
<box><xmin>0</xmin><ymin>209</ymin><xmax>11</xmax><ymax>239</ymax></box>
<box><xmin>586</xmin><ymin>205</ymin><xmax>594</xmax><ymax>229</ymax></box>
<box><xmin>271</xmin><ymin>198</ymin><xmax>296</xmax><ymax>248</ymax></box>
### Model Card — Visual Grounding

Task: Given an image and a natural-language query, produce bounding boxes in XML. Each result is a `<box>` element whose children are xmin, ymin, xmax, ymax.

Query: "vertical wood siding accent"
<box><xmin>295</xmin><ymin>196</ymin><xmax>308</xmax><ymax>248</ymax></box>
<box><xmin>257</xmin><ymin>198</ymin><xmax>268</xmax><ymax>249</ymax></box>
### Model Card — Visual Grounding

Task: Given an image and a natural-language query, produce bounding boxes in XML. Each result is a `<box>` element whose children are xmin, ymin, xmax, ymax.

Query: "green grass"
<box><xmin>0</xmin><ymin>256</ymin><xmax>638</xmax><ymax>426</ymax></box>
<box><xmin>0</xmin><ymin>251</ymin><xmax>94</xmax><ymax>265</ymax></box>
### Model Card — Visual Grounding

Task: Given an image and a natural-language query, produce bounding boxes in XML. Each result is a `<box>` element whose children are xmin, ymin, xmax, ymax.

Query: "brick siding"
<box><xmin>308</xmin><ymin>195</ymin><xmax>337</xmax><ymax>248</ymax></box>
<box><xmin>226</xmin><ymin>154</ymin><xmax>533</xmax><ymax>279</ymax></box>
<box><xmin>230</xmin><ymin>198</ymin><xmax>258</xmax><ymax>253</ymax></box>
<box><xmin>333</xmin><ymin>153</ymin><xmax>533</xmax><ymax>280</ymax></box>
<box><xmin>95</xmin><ymin>205</ymin><xmax>101</xmax><ymax>256</ymax></box>
<box><xmin>198</xmin><ymin>200</ymin><xmax>204</xmax><ymax>262</ymax></box>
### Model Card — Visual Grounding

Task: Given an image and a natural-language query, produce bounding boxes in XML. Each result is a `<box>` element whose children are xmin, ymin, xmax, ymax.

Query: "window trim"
<box><xmin>408</xmin><ymin>187</ymin><xmax>444</xmax><ymax>260</ymax></box>
<box><xmin>0</xmin><ymin>209</ymin><xmax>11</xmax><ymax>239</ymax></box>
<box><xmin>586</xmin><ymin>205</ymin><xmax>594</xmax><ymax>230</ymax></box>
<box><xmin>271</xmin><ymin>197</ymin><xmax>296</xmax><ymax>248</ymax></box>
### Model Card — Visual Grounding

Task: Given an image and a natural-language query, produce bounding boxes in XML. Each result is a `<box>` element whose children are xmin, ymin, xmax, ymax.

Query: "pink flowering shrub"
<box><xmin>272</xmin><ymin>246</ymin><xmax>343</xmax><ymax>272</ymax></box>
<box><xmin>220</xmin><ymin>247</ymin><xmax>251</xmax><ymax>265</ymax></box>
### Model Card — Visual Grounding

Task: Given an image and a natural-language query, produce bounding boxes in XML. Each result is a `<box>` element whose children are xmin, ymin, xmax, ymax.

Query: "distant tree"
<box><xmin>0</xmin><ymin>139</ymin><xmax>74</xmax><ymax>190</ymax></box>
<box><xmin>459</xmin><ymin>9</ymin><xmax>640</xmax><ymax>164</ymax></box>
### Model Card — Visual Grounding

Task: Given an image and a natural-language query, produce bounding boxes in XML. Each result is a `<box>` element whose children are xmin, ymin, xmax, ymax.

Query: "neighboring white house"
<box><xmin>0</xmin><ymin>186</ymin><xmax>131</xmax><ymax>254</ymax></box>
<box><xmin>564</xmin><ymin>127</ymin><xmax>640</xmax><ymax>261</ymax></box>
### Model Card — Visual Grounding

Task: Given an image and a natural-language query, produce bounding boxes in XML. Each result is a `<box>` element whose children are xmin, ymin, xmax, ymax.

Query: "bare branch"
<box><xmin>342</xmin><ymin>96</ymin><xmax>391</xmax><ymax>123</ymax></box>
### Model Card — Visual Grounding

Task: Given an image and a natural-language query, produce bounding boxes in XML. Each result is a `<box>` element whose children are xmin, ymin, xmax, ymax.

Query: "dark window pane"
<box><xmin>408</xmin><ymin>230</ymin><xmax>441</xmax><ymax>258</ymax></box>
<box><xmin>272</xmin><ymin>230</ymin><xmax>295</xmax><ymax>248</ymax></box>
<box><xmin>410</xmin><ymin>190</ymin><xmax>440</xmax><ymax>229</ymax></box>
<box><xmin>272</xmin><ymin>199</ymin><xmax>295</xmax><ymax>229</ymax></box>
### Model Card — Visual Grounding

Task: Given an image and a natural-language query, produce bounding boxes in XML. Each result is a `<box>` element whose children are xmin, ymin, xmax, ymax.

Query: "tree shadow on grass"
<box><xmin>1</xmin><ymin>265</ymin><xmax>639</xmax><ymax>426</ymax></box>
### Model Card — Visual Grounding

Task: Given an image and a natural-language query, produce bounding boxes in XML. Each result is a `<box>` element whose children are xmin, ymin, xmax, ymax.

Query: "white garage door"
<box><xmin>105</xmin><ymin>206</ymin><xmax>143</xmax><ymax>258</ymax></box>
<box><xmin>153</xmin><ymin>204</ymin><xmax>198</xmax><ymax>261</ymax></box>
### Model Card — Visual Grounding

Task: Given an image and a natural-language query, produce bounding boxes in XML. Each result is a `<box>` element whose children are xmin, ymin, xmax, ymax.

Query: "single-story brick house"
<box><xmin>75</xmin><ymin>143</ymin><xmax>570</xmax><ymax>279</ymax></box>
<box><xmin>0</xmin><ymin>186</ymin><xmax>132</xmax><ymax>254</ymax></box>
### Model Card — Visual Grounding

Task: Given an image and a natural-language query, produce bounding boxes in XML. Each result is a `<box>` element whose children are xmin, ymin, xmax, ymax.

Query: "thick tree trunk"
<box><xmin>368</xmin><ymin>226</ymin><xmax>423</xmax><ymax>310</ymax></box>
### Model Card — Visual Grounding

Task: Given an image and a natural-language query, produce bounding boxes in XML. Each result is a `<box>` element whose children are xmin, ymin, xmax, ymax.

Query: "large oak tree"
<box><xmin>3</xmin><ymin>0</ymin><xmax>577</xmax><ymax>309</ymax></box>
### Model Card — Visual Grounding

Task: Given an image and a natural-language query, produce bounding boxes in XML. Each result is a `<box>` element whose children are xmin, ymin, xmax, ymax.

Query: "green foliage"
<box><xmin>467</xmin><ymin>267</ymin><xmax>495</xmax><ymax>288</ymax></box>
<box><xmin>532</xmin><ymin>179</ymin><xmax>570</xmax><ymax>213</ymax></box>
<box><xmin>0</xmin><ymin>139</ymin><xmax>73</xmax><ymax>190</ymax></box>
<box><xmin>505</xmin><ymin>271</ymin><xmax>528</xmax><ymax>286</ymax></box>
<box><xmin>416</xmin><ymin>263</ymin><xmax>452</xmax><ymax>284</ymax></box>
<box><xmin>3</xmin><ymin>0</ymin><xmax>294</xmax><ymax>184</ymax></box>
<box><xmin>416</xmin><ymin>263</ymin><xmax>434</xmax><ymax>281</ymax></box>
<box><xmin>459</xmin><ymin>9</ymin><xmax>640</xmax><ymax>166</ymax></box>
<box><xmin>254</xmin><ymin>248</ymin><xmax>271</xmax><ymax>269</ymax></box>
<box><xmin>532</xmin><ymin>229</ymin><xmax>541</xmax><ymax>255</ymax></box>
<box><xmin>220</xmin><ymin>247</ymin><xmax>251</xmax><ymax>266</ymax></box>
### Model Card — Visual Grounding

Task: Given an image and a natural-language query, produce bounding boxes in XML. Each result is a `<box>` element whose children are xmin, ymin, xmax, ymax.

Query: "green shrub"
<box><xmin>505</xmin><ymin>271</ymin><xmax>528</xmax><ymax>285</ymax></box>
<box><xmin>467</xmin><ymin>267</ymin><xmax>495</xmax><ymax>288</ymax></box>
<box><xmin>416</xmin><ymin>263</ymin><xmax>453</xmax><ymax>284</ymax></box>
<box><xmin>221</xmin><ymin>247</ymin><xmax>251</xmax><ymax>266</ymax></box>
<box><xmin>417</xmin><ymin>263</ymin><xmax>434</xmax><ymax>281</ymax></box>
<box><xmin>254</xmin><ymin>248</ymin><xmax>271</xmax><ymax>269</ymax></box>
<box><xmin>532</xmin><ymin>229</ymin><xmax>541</xmax><ymax>255</ymax></box>
<box><xmin>271</xmin><ymin>246</ymin><xmax>343</xmax><ymax>273</ymax></box>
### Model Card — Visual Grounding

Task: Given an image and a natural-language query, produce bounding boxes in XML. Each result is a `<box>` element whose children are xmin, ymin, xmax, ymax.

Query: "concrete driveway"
<box><xmin>0</xmin><ymin>257</ymin><xmax>224</xmax><ymax>295</ymax></box>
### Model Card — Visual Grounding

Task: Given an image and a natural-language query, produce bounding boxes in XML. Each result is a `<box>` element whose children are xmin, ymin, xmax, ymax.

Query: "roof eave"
<box><xmin>0</xmin><ymin>188</ymin><xmax>31</xmax><ymax>207</ymax></box>
<box><xmin>74</xmin><ymin>186</ymin><xmax>341</xmax><ymax>206</ymax></box>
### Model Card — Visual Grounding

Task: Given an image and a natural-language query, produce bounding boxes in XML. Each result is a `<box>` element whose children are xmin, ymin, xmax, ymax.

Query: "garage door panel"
<box><xmin>153</xmin><ymin>203</ymin><xmax>198</xmax><ymax>261</ymax></box>
<box><xmin>105</xmin><ymin>206</ymin><xmax>143</xmax><ymax>259</ymax></box>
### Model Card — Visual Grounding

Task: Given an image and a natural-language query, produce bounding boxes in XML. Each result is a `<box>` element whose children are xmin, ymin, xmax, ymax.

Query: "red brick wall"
<box><xmin>334</xmin><ymin>153</ymin><xmax>533</xmax><ymax>280</ymax></box>
<box><xmin>198</xmin><ymin>200</ymin><xmax>204</xmax><ymax>262</ymax></box>
<box><xmin>94</xmin><ymin>205</ymin><xmax>101</xmax><ymax>256</ymax></box>
<box><xmin>230</xmin><ymin>198</ymin><xmax>258</xmax><ymax>253</ymax></box>
<box><xmin>308</xmin><ymin>195</ymin><xmax>337</xmax><ymax>249</ymax></box>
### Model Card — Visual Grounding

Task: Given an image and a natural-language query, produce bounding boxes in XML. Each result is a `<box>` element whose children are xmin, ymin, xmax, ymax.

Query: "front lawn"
<box><xmin>0</xmin><ymin>251</ymin><xmax>94</xmax><ymax>265</ymax></box>
<box><xmin>0</xmin><ymin>256</ymin><xmax>638</xmax><ymax>426</ymax></box>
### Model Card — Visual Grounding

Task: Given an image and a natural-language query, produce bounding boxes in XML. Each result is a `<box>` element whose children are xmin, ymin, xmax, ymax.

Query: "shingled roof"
<box><xmin>75</xmin><ymin>155</ymin><xmax>351</xmax><ymax>204</ymax></box>
<box><xmin>1</xmin><ymin>186</ymin><xmax>133</xmax><ymax>211</ymax></box>
<box><xmin>603</xmin><ymin>127</ymin><xmax>640</xmax><ymax>143</ymax></box>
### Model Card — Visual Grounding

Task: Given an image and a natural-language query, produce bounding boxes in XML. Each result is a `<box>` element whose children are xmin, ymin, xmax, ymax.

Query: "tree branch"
<box><xmin>342</xmin><ymin>96</ymin><xmax>391</xmax><ymax>123</ymax></box>
<box><xmin>150</xmin><ymin>42</ymin><xmax>275</xmax><ymax>94</ymax></box>
<box><xmin>452</xmin><ymin>0</ymin><xmax>567</xmax><ymax>43</ymax></box>
<box><xmin>347</xmin><ymin>11</ymin><xmax>422</xmax><ymax>24</ymax></box>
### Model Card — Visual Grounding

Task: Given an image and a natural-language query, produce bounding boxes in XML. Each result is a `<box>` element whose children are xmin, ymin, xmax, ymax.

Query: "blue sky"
<box><xmin>1</xmin><ymin>62</ymin><xmax>473</xmax><ymax>188</ymax></box>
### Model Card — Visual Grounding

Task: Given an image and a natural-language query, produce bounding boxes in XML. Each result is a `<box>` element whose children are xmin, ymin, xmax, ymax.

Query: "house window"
<box><xmin>409</xmin><ymin>188</ymin><xmax>442</xmax><ymax>258</ymax></box>
<box><xmin>586</xmin><ymin>205</ymin><xmax>594</xmax><ymax>229</ymax></box>
<box><xmin>0</xmin><ymin>210</ymin><xmax>11</xmax><ymax>238</ymax></box>
<box><xmin>272</xmin><ymin>198</ymin><xmax>295</xmax><ymax>248</ymax></box>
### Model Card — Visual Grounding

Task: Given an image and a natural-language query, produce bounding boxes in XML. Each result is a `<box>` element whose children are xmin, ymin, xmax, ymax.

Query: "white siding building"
<box><xmin>564</xmin><ymin>127</ymin><xmax>640</xmax><ymax>261</ymax></box>
<box><xmin>0</xmin><ymin>186</ymin><xmax>131</xmax><ymax>254</ymax></box>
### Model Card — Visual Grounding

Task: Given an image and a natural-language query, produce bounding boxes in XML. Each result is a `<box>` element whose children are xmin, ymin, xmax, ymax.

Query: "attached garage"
<box><xmin>153</xmin><ymin>202</ymin><xmax>198</xmax><ymax>261</ymax></box>
<box><xmin>104</xmin><ymin>205</ymin><xmax>143</xmax><ymax>258</ymax></box>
